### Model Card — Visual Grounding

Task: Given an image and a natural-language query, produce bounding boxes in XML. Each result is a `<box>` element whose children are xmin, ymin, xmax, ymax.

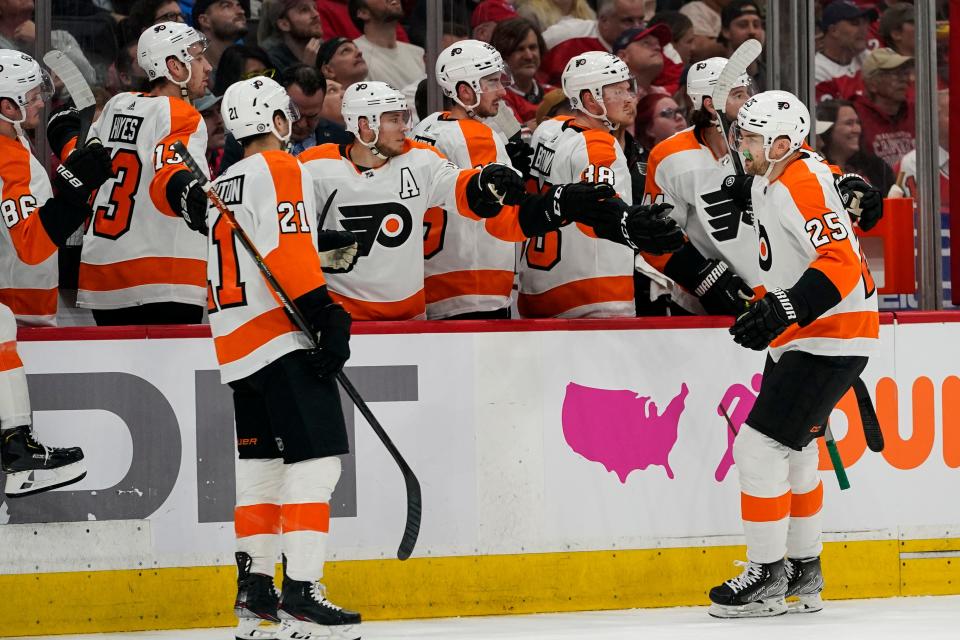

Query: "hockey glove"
<box><xmin>505</xmin><ymin>137</ymin><xmax>533</xmax><ymax>179</ymax></box>
<box><xmin>52</xmin><ymin>140</ymin><xmax>114</xmax><ymax>206</ymax></box>
<box><xmin>836</xmin><ymin>173</ymin><xmax>882</xmax><ymax>231</ymax></box>
<box><xmin>46</xmin><ymin>105</ymin><xmax>81</xmax><ymax>158</ymax></box>
<box><xmin>620</xmin><ymin>203</ymin><xmax>685</xmax><ymax>255</ymax></box>
<box><xmin>477</xmin><ymin>162</ymin><xmax>526</xmax><ymax>206</ymax></box>
<box><xmin>719</xmin><ymin>173</ymin><xmax>754</xmax><ymax>210</ymax></box>
<box><xmin>308</xmin><ymin>303</ymin><xmax>352</xmax><ymax>379</ymax></box>
<box><xmin>317</xmin><ymin>230</ymin><xmax>359</xmax><ymax>273</ymax></box>
<box><xmin>516</xmin><ymin>182</ymin><xmax>617</xmax><ymax>236</ymax></box>
<box><xmin>694</xmin><ymin>259</ymin><xmax>755</xmax><ymax>315</ymax></box>
<box><xmin>730</xmin><ymin>288</ymin><xmax>802</xmax><ymax>350</ymax></box>
<box><xmin>179</xmin><ymin>179</ymin><xmax>210</xmax><ymax>235</ymax></box>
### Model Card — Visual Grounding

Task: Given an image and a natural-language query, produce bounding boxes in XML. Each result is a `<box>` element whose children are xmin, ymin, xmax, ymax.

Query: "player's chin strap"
<box><xmin>0</xmin><ymin>108</ymin><xmax>27</xmax><ymax>139</ymax></box>
<box><xmin>453</xmin><ymin>90</ymin><xmax>483</xmax><ymax>120</ymax></box>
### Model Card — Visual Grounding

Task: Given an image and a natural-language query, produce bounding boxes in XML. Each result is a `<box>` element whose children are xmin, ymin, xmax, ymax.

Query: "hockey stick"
<box><xmin>852</xmin><ymin>377</ymin><xmax>884</xmax><ymax>452</ymax></box>
<box><xmin>824</xmin><ymin>422</ymin><xmax>850</xmax><ymax>490</ymax></box>
<box><xmin>43</xmin><ymin>50</ymin><xmax>97</xmax><ymax>148</ymax></box>
<box><xmin>170</xmin><ymin>141</ymin><xmax>422</xmax><ymax>561</ymax></box>
<box><xmin>711</xmin><ymin>38</ymin><xmax>762</xmax><ymax>175</ymax></box>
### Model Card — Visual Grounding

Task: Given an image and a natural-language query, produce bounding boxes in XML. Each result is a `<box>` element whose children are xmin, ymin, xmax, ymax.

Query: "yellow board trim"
<box><xmin>0</xmin><ymin>539</ymin><xmax>956</xmax><ymax>637</ymax></box>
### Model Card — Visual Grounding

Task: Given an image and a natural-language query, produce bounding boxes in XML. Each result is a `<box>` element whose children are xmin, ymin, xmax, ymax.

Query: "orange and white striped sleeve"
<box><xmin>0</xmin><ymin>152</ymin><xmax>56</xmax><ymax>266</ymax></box>
<box><xmin>150</xmin><ymin>98</ymin><xmax>207</xmax><ymax>217</ymax></box>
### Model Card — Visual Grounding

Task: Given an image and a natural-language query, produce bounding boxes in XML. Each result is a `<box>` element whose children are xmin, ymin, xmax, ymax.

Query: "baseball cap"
<box><xmin>721</xmin><ymin>0</ymin><xmax>762</xmax><ymax>29</ymax></box>
<box><xmin>821</xmin><ymin>1</ymin><xmax>879</xmax><ymax>31</ymax></box>
<box><xmin>194</xmin><ymin>90</ymin><xmax>222</xmax><ymax>113</ymax></box>
<box><xmin>612</xmin><ymin>23</ymin><xmax>672</xmax><ymax>54</ymax></box>
<box><xmin>862</xmin><ymin>47</ymin><xmax>912</xmax><ymax>78</ymax></box>
<box><xmin>471</xmin><ymin>0</ymin><xmax>518</xmax><ymax>29</ymax></box>
<box><xmin>317</xmin><ymin>37</ymin><xmax>352</xmax><ymax>67</ymax></box>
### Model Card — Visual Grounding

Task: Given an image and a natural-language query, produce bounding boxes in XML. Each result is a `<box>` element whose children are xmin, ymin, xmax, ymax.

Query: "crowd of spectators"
<box><xmin>9</xmin><ymin>0</ymin><xmax>953</xmax><ymax>324</ymax></box>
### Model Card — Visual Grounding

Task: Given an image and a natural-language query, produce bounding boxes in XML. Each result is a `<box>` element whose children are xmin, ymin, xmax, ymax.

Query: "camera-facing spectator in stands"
<box><xmin>213</xmin><ymin>44</ymin><xmax>275</xmax><ymax>96</ymax></box>
<box><xmin>258</xmin><ymin>0</ymin><xmax>324</xmax><ymax>72</ymax></box>
<box><xmin>721</xmin><ymin>0</ymin><xmax>765</xmax><ymax>90</ymax></box>
<box><xmin>613</xmin><ymin>23</ymin><xmax>671</xmax><ymax>100</ymax></box>
<box><xmin>491</xmin><ymin>18</ymin><xmax>553</xmax><ymax>128</ymax></box>
<box><xmin>853</xmin><ymin>47</ymin><xmax>915</xmax><ymax>170</ymax></box>
<box><xmin>678</xmin><ymin>0</ymin><xmax>727</xmax><ymax>60</ymax></box>
<box><xmin>192</xmin><ymin>0</ymin><xmax>248</xmax><ymax>74</ymax></box>
<box><xmin>472</xmin><ymin>0</ymin><xmax>518</xmax><ymax>43</ymax></box>
<box><xmin>815</xmin><ymin>0</ymin><xmax>878</xmax><ymax>102</ymax></box>
<box><xmin>129</xmin><ymin>0</ymin><xmax>186</xmax><ymax>30</ymax></box>
<box><xmin>349</xmin><ymin>0</ymin><xmax>425</xmax><ymax>90</ymax></box>
<box><xmin>195</xmin><ymin>91</ymin><xmax>226</xmax><ymax>177</ymax></box>
<box><xmin>318</xmin><ymin>36</ymin><xmax>369</xmax><ymax>89</ymax></box>
<box><xmin>516</xmin><ymin>0</ymin><xmax>597</xmax><ymax>32</ymax></box>
<box><xmin>635</xmin><ymin>93</ymin><xmax>686</xmax><ymax>152</ymax></box>
<box><xmin>879</xmin><ymin>2</ymin><xmax>915</xmax><ymax>58</ymax></box>
<box><xmin>0</xmin><ymin>0</ymin><xmax>96</xmax><ymax>82</ymax></box>
<box><xmin>816</xmin><ymin>98</ymin><xmax>895</xmax><ymax>196</ymax></box>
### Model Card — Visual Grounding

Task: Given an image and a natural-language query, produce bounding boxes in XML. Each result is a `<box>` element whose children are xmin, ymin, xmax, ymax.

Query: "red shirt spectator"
<box><xmin>315</xmin><ymin>0</ymin><xmax>408</xmax><ymax>43</ymax></box>
<box><xmin>852</xmin><ymin>48</ymin><xmax>916</xmax><ymax>169</ymax></box>
<box><xmin>491</xmin><ymin>17</ymin><xmax>554</xmax><ymax>126</ymax></box>
<box><xmin>814</xmin><ymin>1</ymin><xmax>877</xmax><ymax>103</ymax></box>
<box><xmin>472</xmin><ymin>0</ymin><xmax>518</xmax><ymax>43</ymax></box>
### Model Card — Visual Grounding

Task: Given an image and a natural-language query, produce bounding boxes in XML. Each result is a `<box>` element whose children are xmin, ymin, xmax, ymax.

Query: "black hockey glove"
<box><xmin>308</xmin><ymin>303</ymin><xmax>352</xmax><ymax>379</ymax></box>
<box><xmin>179</xmin><ymin>178</ymin><xmax>210</xmax><ymax>235</ymax></box>
<box><xmin>836</xmin><ymin>173</ymin><xmax>882</xmax><ymax>231</ymax></box>
<box><xmin>317</xmin><ymin>230</ymin><xmax>359</xmax><ymax>273</ymax></box>
<box><xmin>694</xmin><ymin>259</ymin><xmax>755</xmax><ymax>315</ymax></box>
<box><xmin>477</xmin><ymin>162</ymin><xmax>526</xmax><ymax>206</ymax></box>
<box><xmin>46</xmin><ymin>105</ymin><xmax>81</xmax><ymax>157</ymax></box>
<box><xmin>720</xmin><ymin>173</ymin><xmax>754</xmax><ymax>210</ymax></box>
<box><xmin>52</xmin><ymin>140</ymin><xmax>114</xmax><ymax>205</ymax></box>
<box><xmin>620</xmin><ymin>203</ymin><xmax>685</xmax><ymax>255</ymax></box>
<box><xmin>516</xmin><ymin>182</ymin><xmax>618</xmax><ymax>236</ymax></box>
<box><xmin>730</xmin><ymin>288</ymin><xmax>805</xmax><ymax>350</ymax></box>
<box><xmin>505</xmin><ymin>137</ymin><xmax>533</xmax><ymax>179</ymax></box>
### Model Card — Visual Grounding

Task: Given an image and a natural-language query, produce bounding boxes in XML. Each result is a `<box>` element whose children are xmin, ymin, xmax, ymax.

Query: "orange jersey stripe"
<box><xmin>214</xmin><ymin>306</ymin><xmax>299</xmax><ymax>366</ymax></box>
<box><xmin>148</xmin><ymin>97</ymin><xmax>202</xmax><ymax>217</ymax></box>
<box><xmin>0</xmin><ymin>340</ymin><xmax>23</xmax><ymax>372</ymax></box>
<box><xmin>330</xmin><ymin>288</ymin><xmax>425</xmax><ymax>321</ymax></box>
<box><xmin>0</xmin><ymin>288</ymin><xmax>57</xmax><ymax>318</ymax></box>
<box><xmin>425</xmin><ymin>269</ymin><xmax>515</xmax><ymax>303</ymax></box>
<box><xmin>460</xmin><ymin>118</ymin><xmax>499</xmax><ymax>168</ymax></box>
<box><xmin>643</xmin><ymin>129</ymin><xmax>702</xmax><ymax>203</ymax></box>
<box><xmin>454</xmin><ymin>168</ymin><xmax>483</xmax><ymax>220</ymax></box>
<box><xmin>79</xmin><ymin>256</ymin><xmax>207</xmax><ymax>292</ymax></box>
<box><xmin>297</xmin><ymin>142</ymin><xmax>343</xmax><ymax>163</ymax></box>
<box><xmin>741</xmin><ymin>490</ymin><xmax>792</xmax><ymax>522</ymax></box>
<box><xmin>790</xmin><ymin>481</ymin><xmax>824</xmax><ymax>518</ymax></box>
<box><xmin>482</xmin><ymin>205</ymin><xmax>524</xmax><ymax>242</ymax></box>
<box><xmin>235</xmin><ymin>503</ymin><xmax>281</xmax><ymax>538</ymax></box>
<box><xmin>581</xmin><ymin>129</ymin><xmax>617</xmax><ymax>177</ymax></box>
<box><xmin>281</xmin><ymin>502</ymin><xmax>331</xmax><ymax>534</ymax></box>
<box><xmin>518</xmin><ymin>275</ymin><xmax>634</xmax><ymax>318</ymax></box>
<box><xmin>770</xmin><ymin>310</ymin><xmax>879</xmax><ymax>348</ymax></box>
<box><xmin>0</xmin><ymin>136</ymin><xmax>57</xmax><ymax>265</ymax></box>
<box><xmin>60</xmin><ymin>136</ymin><xmax>78</xmax><ymax>161</ymax></box>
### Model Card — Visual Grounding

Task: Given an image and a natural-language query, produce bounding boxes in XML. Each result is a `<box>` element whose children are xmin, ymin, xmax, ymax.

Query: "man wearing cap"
<box><xmin>350</xmin><ymin>0</ymin><xmax>425</xmax><ymax>90</ymax></box>
<box><xmin>472</xmin><ymin>0</ymin><xmax>518</xmax><ymax>43</ymax></box>
<box><xmin>613</xmin><ymin>25</ymin><xmax>671</xmax><ymax>100</ymax></box>
<box><xmin>679</xmin><ymin>0</ymin><xmax>728</xmax><ymax>60</ymax></box>
<box><xmin>815</xmin><ymin>0</ymin><xmax>878</xmax><ymax>102</ymax></box>
<box><xmin>193</xmin><ymin>0</ymin><xmax>248</xmax><ymax>73</ymax></box>
<box><xmin>852</xmin><ymin>47</ymin><xmax>915</xmax><ymax>169</ymax></box>
<box><xmin>879</xmin><ymin>2</ymin><xmax>915</xmax><ymax>58</ymax></box>
<box><xmin>318</xmin><ymin>36</ymin><xmax>369</xmax><ymax>89</ymax></box>
<box><xmin>721</xmin><ymin>0</ymin><xmax>765</xmax><ymax>91</ymax></box>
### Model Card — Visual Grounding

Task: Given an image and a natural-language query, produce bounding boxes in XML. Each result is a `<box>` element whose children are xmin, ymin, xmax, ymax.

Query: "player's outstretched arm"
<box><xmin>660</xmin><ymin>240</ymin><xmax>754</xmax><ymax>316</ymax></box>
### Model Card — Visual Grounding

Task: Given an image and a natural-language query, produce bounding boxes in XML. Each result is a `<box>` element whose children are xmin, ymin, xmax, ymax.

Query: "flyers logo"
<box><xmin>339</xmin><ymin>202</ymin><xmax>413</xmax><ymax>258</ymax></box>
<box><xmin>758</xmin><ymin>221</ymin><xmax>772</xmax><ymax>271</ymax></box>
<box><xmin>700</xmin><ymin>188</ymin><xmax>751</xmax><ymax>242</ymax></box>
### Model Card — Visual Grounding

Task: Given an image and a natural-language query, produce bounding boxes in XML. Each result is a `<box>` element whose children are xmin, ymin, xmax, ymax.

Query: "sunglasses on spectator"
<box><xmin>154</xmin><ymin>10</ymin><xmax>186</xmax><ymax>23</ymax></box>
<box><xmin>658</xmin><ymin>107</ymin><xmax>683</xmax><ymax>119</ymax></box>
<box><xmin>241</xmin><ymin>68</ymin><xmax>277</xmax><ymax>80</ymax></box>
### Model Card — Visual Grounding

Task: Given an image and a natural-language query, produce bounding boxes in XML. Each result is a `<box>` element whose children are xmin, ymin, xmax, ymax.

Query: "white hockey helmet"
<box><xmin>735</xmin><ymin>90</ymin><xmax>810</xmax><ymax>163</ymax></box>
<box><xmin>0</xmin><ymin>50</ymin><xmax>53</xmax><ymax>124</ymax></box>
<box><xmin>221</xmin><ymin>76</ymin><xmax>300</xmax><ymax>144</ymax></box>
<box><xmin>137</xmin><ymin>21</ymin><xmax>208</xmax><ymax>86</ymax></box>
<box><xmin>435</xmin><ymin>39</ymin><xmax>508</xmax><ymax>114</ymax></box>
<box><xmin>561</xmin><ymin>51</ymin><xmax>634</xmax><ymax>129</ymax></box>
<box><xmin>686</xmin><ymin>56</ymin><xmax>751</xmax><ymax>111</ymax></box>
<box><xmin>341</xmin><ymin>81</ymin><xmax>408</xmax><ymax>153</ymax></box>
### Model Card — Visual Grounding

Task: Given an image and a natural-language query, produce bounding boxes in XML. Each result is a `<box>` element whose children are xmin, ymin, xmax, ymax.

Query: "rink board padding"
<box><xmin>1</xmin><ymin>314</ymin><xmax>959</xmax><ymax>636</ymax></box>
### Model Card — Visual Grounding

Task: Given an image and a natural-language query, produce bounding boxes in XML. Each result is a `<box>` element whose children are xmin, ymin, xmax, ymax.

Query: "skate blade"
<box><xmin>787</xmin><ymin>593</ymin><xmax>823</xmax><ymax>613</ymax></box>
<box><xmin>276</xmin><ymin>619</ymin><xmax>361</xmax><ymax>640</ymax></box>
<box><xmin>708</xmin><ymin>597</ymin><xmax>788</xmax><ymax>618</ymax></box>
<box><xmin>236</xmin><ymin>617</ymin><xmax>280</xmax><ymax>639</ymax></box>
<box><xmin>4</xmin><ymin>462</ymin><xmax>87</xmax><ymax>498</ymax></box>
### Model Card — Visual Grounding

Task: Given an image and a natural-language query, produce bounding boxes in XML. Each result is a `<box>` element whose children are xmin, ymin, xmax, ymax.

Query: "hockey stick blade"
<box><xmin>711</xmin><ymin>39</ymin><xmax>762</xmax><ymax>175</ymax></box>
<box><xmin>172</xmin><ymin>140</ymin><xmax>422</xmax><ymax>560</ymax></box>
<box><xmin>852</xmin><ymin>377</ymin><xmax>884</xmax><ymax>452</ymax></box>
<box><xmin>43</xmin><ymin>50</ymin><xmax>96</xmax><ymax>147</ymax></box>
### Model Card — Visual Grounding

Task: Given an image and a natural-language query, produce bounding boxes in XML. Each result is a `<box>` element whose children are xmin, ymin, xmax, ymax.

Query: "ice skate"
<box><xmin>785</xmin><ymin>556</ymin><xmax>824</xmax><ymax>613</ymax></box>
<box><xmin>708</xmin><ymin>559</ymin><xmax>788</xmax><ymax>618</ymax></box>
<box><xmin>1</xmin><ymin>425</ymin><xmax>85</xmax><ymax>497</ymax></box>
<box><xmin>277</xmin><ymin>571</ymin><xmax>361</xmax><ymax>640</ymax></box>
<box><xmin>234</xmin><ymin>552</ymin><xmax>280</xmax><ymax>640</ymax></box>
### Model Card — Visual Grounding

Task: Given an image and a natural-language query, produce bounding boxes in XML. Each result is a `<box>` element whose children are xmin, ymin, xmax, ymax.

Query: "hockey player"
<box><xmin>208</xmin><ymin>76</ymin><xmax>360</xmax><ymax>640</ymax></box>
<box><xmin>707</xmin><ymin>91</ymin><xmax>878</xmax><ymax>618</ymax></box>
<box><xmin>47</xmin><ymin>21</ymin><xmax>213</xmax><ymax>326</ymax></box>
<box><xmin>0</xmin><ymin>50</ymin><xmax>112</xmax><ymax>495</ymax></box>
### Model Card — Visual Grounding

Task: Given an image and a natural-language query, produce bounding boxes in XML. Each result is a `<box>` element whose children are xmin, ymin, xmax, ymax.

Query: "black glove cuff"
<box><xmin>789</xmin><ymin>268</ymin><xmax>840</xmax><ymax>326</ymax></box>
<box><xmin>293</xmin><ymin>285</ymin><xmax>337</xmax><ymax>335</ymax></box>
<box><xmin>47</xmin><ymin>107</ymin><xmax>81</xmax><ymax>158</ymax></box>
<box><xmin>166</xmin><ymin>169</ymin><xmax>195</xmax><ymax>217</ymax></box>
<box><xmin>662</xmin><ymin>241</ymin><xmax>711</xmax><ymax>291</ymax></box>
<box><xmin>37</xmin><ymin>195</ymin><xmax>89</xmax><ymax>246</ymax></box>
<box><xmin>465</xmin><ymin>173</ymin><xmax>502</xmax><ymax>218</ymax></box>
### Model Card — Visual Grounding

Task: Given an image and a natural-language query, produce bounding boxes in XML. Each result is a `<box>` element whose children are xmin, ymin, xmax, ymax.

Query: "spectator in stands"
<box><xmin>853</xmin><ymin>47</ymin><xmax>916</xmax><ymax>169</ymax></box>
<box><xmin>110</xmin><ymin>19</ymin><xmax>150</xmax><ymax>93</ymax></box>
<box><xmin>320</xmin><ymin>79</ymin><xmax>348</xmax><ymax>130</ymax></box>
<box><xmin>192</xmin><ymin>0</ymin><xmax>248</xmax><ymax>73</ymax></box>
<box><xmin>316</xmin><ymin>0</ymin><xmax>413</xmax><ymax>44</ymax></box>
<box><xmin>441</xmin><ymin>22</ymin><xmax>471</xmax><ymax>49</ymax></box>
<box><xmin>472</xmin><ymin>0</ymin><xmax>519</xmax><ymax>43</ymax></box>
<box><xmin>491</xmin><ymin>18</ymin><xmax>553</xmax><ymax>127</ymax></box>
<box><xmin>816</xmin><ymin>98</ymin><xmax>895</xmax><ymax>195</ymax></box>
<box><xmin>196</xmin><ymin>91</ymin><xmax>226</xmax><ymax>177</ymax></box>
<box><xmin>879</xmin><ymin>2</ymin><xmax>915</xmax><ymax>58</ymax></box>
<box><xmin>517</xmin><ymin>0</ymin><xmax>597</xmax><ymax>32</ymax></box>
<box><xmin>648</xmin><ymin>11</ymin><xmax>692</xmax><ymax>94</ymax></box>
<box><xmin>318</xmin><ymin>36</ymin><xmax>369</xmax><ymax>89</ymax></box>
<box><xmin>213</xmin><ymin>44</ymin><xmax>275</xmax><ymax>95</ymax></box>
<box><xmin>282</xmin><ymin>64</ymin><xmax>354</xmax><ymax>153</ymax></box>
<box><xmin>634</xmin><ymin>93</ymin><xmax>686</xmax><ymax>152</ymax></box>
<box><xmin>721</xmin><ymin>0</ymin><xmax>765</xmax><ymax>90</ymax></box>
<box><xmin>541</xmin><ymin>0</ymin><xmax>651</xmax><ymax>85</ymax></box>
<box><xmin>613</xmin><ymin>23</ymin><xmax>671</xmax><ymax>100</ymax></box>
<box><xmin>350</xmin><ymin>0</ymin><xmax>425</xmax><ymax>90</ymax></box>
<box><xmin>258</xmin><ymin>0</ymin><xmax>324</xmax><ymax>72</ymax></box>
<box><xmin>815</xmin><ymin>0</ymin><xmax>878</xmax><ymax>102</ymax></box>
<box><xmin>679</xmin><ymin>0</ymin><xmax>727</xmax><ymax>60</ymax></box>
<box><xmin>895</xmin><ymin>90</ymin><xmax>949</xmax><ymax>203</ymax></box>
<box><xmin>534</xmin><ymin>87</ymin><xmax>572</xmax><ymax>124</ymax></box>
<box><xmin>0</xmin><ymin>0</ymin><xmax>96</xmax><ymax>83</ymax></box>
<box><xmin>128</xmin><ymin>0</ymin><xmax>186</xmax><ymax>30</ymax></box>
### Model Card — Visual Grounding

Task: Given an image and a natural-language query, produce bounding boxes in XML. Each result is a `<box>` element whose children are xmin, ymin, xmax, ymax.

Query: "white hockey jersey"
<box><xmin>412</xmin><ymin>112</ymin><xmax>518</xmax><ymax>318</ymax></box>
<box><xmin>78</xmin><ymin>92</ymin><xmax>209</xmax><ymax>310</ymax></box>
<box><xmin>298</xmin><ymin>140</ymin><xmax>485</xmax><ymax>320</ymax></box>
<box><xmin>752</xmin><ymin>155</ymin><xmax>879</xmax><ymax>359</ymax></box>
<box><xmin>520</xmin><ymin>117</ymin><xmax>635</xmax><ymax>318</ymax></box>
<box><xmin>0</xmin><ymin>134</ymin><xmax>58</xmax><ymax>326</ymax></box>
<box><xmin>207</xmin><ymin>150</ymin><xmax>320</xmax><ymax>383</ymax></box>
